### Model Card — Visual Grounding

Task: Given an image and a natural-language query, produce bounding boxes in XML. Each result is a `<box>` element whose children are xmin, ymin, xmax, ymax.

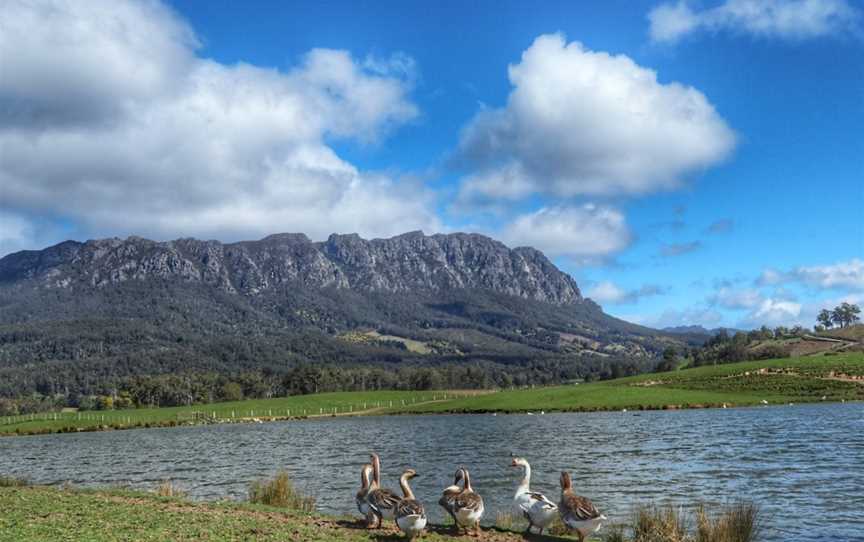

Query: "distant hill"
<box><xmin>663</xmin><ymin>325</ymin><xmax>744</xmax><ymax>343</ymax></box>
<box><xmin>0</xmin><ymin>232</ymin><xmax>687</xmax><ymax>401</ymax></box>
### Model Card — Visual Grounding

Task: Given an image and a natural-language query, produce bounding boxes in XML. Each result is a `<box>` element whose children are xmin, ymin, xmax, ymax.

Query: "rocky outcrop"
<box><xmin>0</xmin><ymin>231</ymin><xmax>582</xmax><ymax>305</ymax></box>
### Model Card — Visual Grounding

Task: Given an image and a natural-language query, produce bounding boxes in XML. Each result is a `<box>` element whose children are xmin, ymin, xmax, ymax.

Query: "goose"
<box><xmin>511</xmin><ymin>457</ymin><xmax>557</xmax><ymax>534</ymax></box>
<box><xmin>395</xmin><ymin>469</ymin><xmax>426</xmax><ymax>539</ymax></box>
<box><xmin>558</xmin><ymin>471</ymin><xmax>606</xmax><ymax>542</ymax></box>
<box><xmin>452</xmin><ymin>467</ymin><xmax>484</xmax><ymax>535</ymax></box>
<box><xmin>438</xmin><ymin>468</ymin><xmax>465</xmax><ymax>527</ymax></box>
<box><xmin>365</xmin><ymin>453</ymin><xmax>402</xmax><ymax>528</ymax></box>
<box><xmin>355</xmin><ymin>463</ymin><xmax>375</xmax><ymax>526</ymax></box>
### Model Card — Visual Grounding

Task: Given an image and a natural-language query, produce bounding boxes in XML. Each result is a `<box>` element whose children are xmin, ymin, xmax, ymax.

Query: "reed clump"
<box><xmin>615</xmin><ymin>502</ymin><xmax>761</xmax><ymax>542</ymax></box>
<box><xmin>154</xmin><ymin>479</ymin><xmax>188</xmax><ymax>498</ymax></box>
<box><xmin>695</xmin><ymin>502</ymin><xmax>761</xmax><ymax>542</ymax></box>
<box><xmin>248</xmin><ymin>471</ymin><xmax>316</xmax><ymax>512</ymax></box>
<box><xmin>0</xmin><ymin>475</ymin><xmax>29</xmax><ymax>487</ymax></box>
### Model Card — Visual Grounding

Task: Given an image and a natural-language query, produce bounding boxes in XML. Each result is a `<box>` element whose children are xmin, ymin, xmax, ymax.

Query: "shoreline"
<box><xmin>1</xmin><ymin>396</ymin><xmax>858</xmax><ymax>439</ymax></box>
<box><xmin>3</xmin><ymin>352</ymin><xmax>862</xmax><ymax>438</ymax></box>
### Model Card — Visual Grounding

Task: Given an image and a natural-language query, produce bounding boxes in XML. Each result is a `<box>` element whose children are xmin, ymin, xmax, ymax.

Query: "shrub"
<box><xmin>248</xmin><ymin>471</ymin><xmax>315</xmax><ymax>512</ymax></box>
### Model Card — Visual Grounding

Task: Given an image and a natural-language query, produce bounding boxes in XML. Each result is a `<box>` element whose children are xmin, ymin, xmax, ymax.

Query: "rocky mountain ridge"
<box><xmin>0</xmin><ymin>231</ymin><xmax>582</xmax><ymax>305</ymax></box>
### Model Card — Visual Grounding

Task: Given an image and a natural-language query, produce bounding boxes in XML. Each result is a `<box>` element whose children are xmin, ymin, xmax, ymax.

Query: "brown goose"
<box><xmin>395</xmin><ymin>469</ymin><xmax>426</xmax><ymax>539</ymax></box>
<box><xmin>452</xmin><ymin>467</ymin><xmax>484</xmax><ymax>535</ymax></box>
<box><xmin>365</xmin><ymin>453</ymin><xmax>402</xmax><ymax>528</ymax></box>
<box><xmin>558</xmin><ymin>471</ymin><xmax>606</xmax><ymax>542</ymax></box>
<box><xmin>355</xmin><ymin>462</ymin><xmax>375</xmax><ymax>526</ymax></box>
<box><xmin>438</xmin><ymin>468</ymin><xmax>464</xmax><ymax>527</ymax></box>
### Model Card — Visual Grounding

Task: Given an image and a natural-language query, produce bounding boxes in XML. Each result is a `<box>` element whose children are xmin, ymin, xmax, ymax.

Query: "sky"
<box><xmin>0</xmin><ymin>0</ymin><xmax>862</xmax><ymax>330</ymax></box>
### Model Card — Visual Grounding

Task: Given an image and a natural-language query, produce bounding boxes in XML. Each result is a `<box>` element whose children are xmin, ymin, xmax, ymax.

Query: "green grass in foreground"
<box><xmin>2</xmin><ymin>353</ymin><xmax>862</xmax><ymax>436</ymax></box>
<box><xmin>0</xmin><ymin>486</ymin><xmax>550</xmax><ymax>542</ymax></box>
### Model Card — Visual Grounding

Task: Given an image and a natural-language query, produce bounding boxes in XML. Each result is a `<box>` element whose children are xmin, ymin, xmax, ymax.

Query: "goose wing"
<box><xmin>528</xmin><ymin>491</ymin><xmax>557</xmax><ymax>510</ymax></box>
<box><xmin>438</xmin><ymin>488</ymin><xmax>459</xmax><ymax>513</ymax></box>
<box><xmin>560</xmin><ymin>492</ymin><xmax>601</xmax><ymax>522</ymax></box>
<box><xmin>368</xmin><ymin>488</ymin><xmax>401</xmax><ymax>514</ymax></box>
<box><xmin>455</xmin><ymin>490</ymin><xmax>484</xmax><ymax>513</ymax></box>
<box><xmin>397</xmin><ymin>498</ymin><xmax>426</xmax><ymax>519</ymax></box>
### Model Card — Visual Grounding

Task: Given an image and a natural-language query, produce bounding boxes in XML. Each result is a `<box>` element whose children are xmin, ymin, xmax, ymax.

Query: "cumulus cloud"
<box><xmin>743</xmin><ymin>298</ymin><xmax>803</xmax><ymax>326</ymax></box>
<box><xmin>500</xmin><ymin>204</ymin><xmax>632</xmax><ymax>260</ymax></box>
<box><xmin>0</xmin><ymin>0</ymin><xmax>439</xmax><ymax>249</ymax></box>
<box><xmin>454</xmin><ymin>33</ymin><xmax>734</xmax><ymax>204</ymax></box>
<box><xmin>586</xmin><ymin>280</ymin><xmax>667</xmax><ymax>305</ymax></box>
<box><xmin>711</xmin><ymin>286</ymin><xmax>763</xmax><ymax>309</ymax></box>
<box><xmin>757</xmin><ymin>259</ymin><xmax>864</xmax><ymax>290</ymax></box>
<box><xmin>660</xmin><ymin>241</ymin><xmax>702</xmax><ymax>257</ymax></box>
<box><xmin>649</xmin><ymin>0</ymin><xmax>861</xmax><ymax>43</ymax></box>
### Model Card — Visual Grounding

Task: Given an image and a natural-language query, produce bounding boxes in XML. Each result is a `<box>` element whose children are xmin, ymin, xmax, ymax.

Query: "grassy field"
<box><xmin>0</xmin><ymin>390</ymin><xmax>481</xmax><ymax>437</ymax></box>
<box><xmin>0</xmin><ymin>486</ymin><xmax>555</xmax><ymax>542</ymax></box>
<box><xmin>2</xmin><ymin>353</ymin><xmax>862</xmax><ymax>437</ymax></box>
<box><xmin>396</xmin><ymin>352</ymin><xmax>864</xmax><ymax>414</ymax></box>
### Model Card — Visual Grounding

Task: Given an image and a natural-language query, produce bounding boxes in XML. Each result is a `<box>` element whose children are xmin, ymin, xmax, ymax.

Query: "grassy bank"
<box><xmin>2</xmin><ymin>353</ymin><xmax>862</xmax><ymax>437</ymax></box>
<box><xmin>0</xmin><ymin>485</ymin><xmax>550</xmax><ymax>541</ymax></box>
<box><xmin>0</xmin><ymin>485</ymin><xmax>762</xmax><ymax>542</ymax></box>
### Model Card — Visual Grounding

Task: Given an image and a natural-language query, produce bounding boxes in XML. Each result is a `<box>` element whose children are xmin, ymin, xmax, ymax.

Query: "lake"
<box><xmin>1</xmin><ymin>403</ymin><xmax>863</xmax><ymax>541</ymax></box>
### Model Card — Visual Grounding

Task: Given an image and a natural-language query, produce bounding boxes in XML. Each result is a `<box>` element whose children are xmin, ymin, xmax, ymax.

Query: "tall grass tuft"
<box><xmin>248</xmin><ymin>471</ymin><xmax>316</xmax><ymax>512</ymax></box>
<box><xmin>0</xmin><ymin>475</ymin><xmax>29</xmax><ymax>487</ymax></box>
<box><xmin>616</xmin><ymin>502</ymin><xmax>762</xmax><ymax>542</ymax></box>
<box><xmin>632</xmin><ymin>505</ymin><xmax>689</xmax><ymax>542</ymax></box>
<box><xmin>695</xmin><ymin>502</ymin><xmax>761</xmax><ymax>542</ymax></box>
<box><xmin>154</xmin><ymin>479</ymin><xmax>187</xmax><ymax>498</ymax></box>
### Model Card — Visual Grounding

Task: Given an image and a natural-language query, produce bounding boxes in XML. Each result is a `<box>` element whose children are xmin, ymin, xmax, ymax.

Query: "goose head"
<box><xmin>560</xmin><ymin>471</ymin><xmax>573</xmax><ymax>491</ymax></box>
<box><xmin>510</xmin><ymin>456</ymin><xmax>529</xmax><ymax>468</ymax></box>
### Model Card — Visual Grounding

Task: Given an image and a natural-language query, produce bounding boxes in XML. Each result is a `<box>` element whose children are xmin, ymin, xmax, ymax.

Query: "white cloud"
<box><xmin>712</xmin><ymin>287</ymin><xmax>763</xmax><ymax>309</ymax></box>
<box><xmin>0</xmin><ymin>0</ymin><xmax>439</xmax><ymax>246</ymax></box>
<box><xmin>756</xmin><ymin>259</ymin><xmax>864</xmax><ymax>290</ymax></box>
<box><xmin>744</xmin><ymin>298</ymin><xmax>803</xmax><ymax>326</ymax></box>
<box><xmin>500</xmin><ymin>204</ymin><xmax>632</xmax><ymax>259</ymax></box>
<box><xmin>455</xmin><ymin>33</ymin><xmax>734</xmax><ymax>204</ymax></box>
<box><xmin>586</xmin><ymin>280</ymin><xmax>666</xmax><ymax>305</ymax></box>
<box><xmin>794</xmin><ymin>259</ymin><xmax>864</xmax><ymax>290</ymax></box>
<box><xmin>649</xmin><ymin>0</ymin><xmax>861</xmax><ymax>43</ymax></box>
<box><xmin>0</xmin><ymin>211</ymin><xmax>36</xmax><ymax>256</ymax></box>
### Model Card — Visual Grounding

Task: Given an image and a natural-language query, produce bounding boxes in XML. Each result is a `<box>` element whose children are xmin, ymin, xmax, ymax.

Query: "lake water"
<box><xmin>1</xmin><ymin>403</ymin><xmax>863</xmax><ymax>541</ymax></box>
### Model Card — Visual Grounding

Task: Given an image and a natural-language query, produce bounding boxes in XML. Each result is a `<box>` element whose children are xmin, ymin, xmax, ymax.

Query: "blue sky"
<box><xmin>0</xmin><ymin>0</ymin><xmax>862</xmax><ymax>329</ymax></box>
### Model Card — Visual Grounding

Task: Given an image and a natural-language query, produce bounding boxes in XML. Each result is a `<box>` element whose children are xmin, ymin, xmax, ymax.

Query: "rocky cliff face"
<box><xmin>0</xmin><ymin>231</ymin><xmax>582</xmax><ymax>305</ymax></box>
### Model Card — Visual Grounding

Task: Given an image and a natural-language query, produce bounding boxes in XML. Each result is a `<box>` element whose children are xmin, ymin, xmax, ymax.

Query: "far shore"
<box><xmin>3</xmin><ymin>352</ymin><xmax>862</xmax><ymax>438</ymax></box>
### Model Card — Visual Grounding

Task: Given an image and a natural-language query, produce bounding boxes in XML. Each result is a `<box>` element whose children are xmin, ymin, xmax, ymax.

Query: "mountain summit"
<box><xmin>0</xmin><ymin>231</ymin><xmax>581</xmax><ymax>305</ymax></box>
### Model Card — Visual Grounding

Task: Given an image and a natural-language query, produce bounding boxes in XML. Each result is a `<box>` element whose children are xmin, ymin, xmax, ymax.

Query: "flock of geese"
<box><xmin>356</xmin><ymin>453</ymin><xmax>607</xmax><ymax>541</ymax></box>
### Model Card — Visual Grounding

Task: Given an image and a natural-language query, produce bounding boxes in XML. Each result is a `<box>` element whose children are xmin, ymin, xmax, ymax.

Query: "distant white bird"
<box><xmin>511</xmin><ymin>457</ymin><xmax>557</xmax><ymax>534</ymax></box>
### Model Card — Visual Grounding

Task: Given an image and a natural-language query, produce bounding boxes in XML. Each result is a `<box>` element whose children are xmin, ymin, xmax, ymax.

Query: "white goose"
<box><xmin>511</xmin><ymin>457</ymin><xmax>558</xmax><ymax>534</ymax></box>
<box><xmin>395</xmin><ymin>469</ymin><xmax>427</xmax><ymax>539</ymax></box>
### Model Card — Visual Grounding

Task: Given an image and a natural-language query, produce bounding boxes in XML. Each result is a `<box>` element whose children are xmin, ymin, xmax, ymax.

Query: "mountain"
<box><xmin>663</xmin><ymin>325</ymin><xmax>745</xmax><ymax>343</ymax></box>
<box><xmin>0</xmin><ymin>232</ymin><xmax>685</xmax><ymax>405</ymax></box>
